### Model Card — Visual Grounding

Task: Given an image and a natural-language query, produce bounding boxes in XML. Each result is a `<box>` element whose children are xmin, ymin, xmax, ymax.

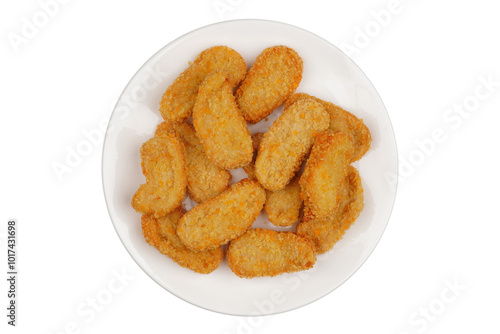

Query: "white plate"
<box><xmin>102</xmin><ymin>19</ymin><xmax>398</xmax><ymax>316</ymax></box>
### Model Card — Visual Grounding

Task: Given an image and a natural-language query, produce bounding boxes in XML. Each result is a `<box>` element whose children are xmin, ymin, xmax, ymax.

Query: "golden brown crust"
<box><xmin>133</xmin><ymin>45</ymin><xmax>372</xmax><ymax>278</ymax></box>
<box><xmin>265</xmin><ymin>177</ymin><xmax>302</xmax><ymax>227</ymax></box>
<box><xmin>155</xmin><ymin>207</ymin><xmax>186</xmax><ymax>239</ymax></box>
<box><xmin>176</xmin><ymin>179</ymin><xmax>266</xmax><ymax>252</ymax></box>
<box><xmin>255</xmin><ymin>98</ymin><xmax>329</xmax><ymax>191</ymax></box>
<box><xmin>154</xmin><ymin>120</ymin><xmax>178</xmax><ymax>137</ymax></box>
<box><xmin>285</xmin><ymin>93</ymin><xmax>371</xmax><ymax>161</ymax></box>
<box><xmin>131</xmin><ymin>133</ymin><xmax>187</xmax><ymax>218</ymax></box>
<box><xmin>296</xmin><ymin>166</ymin><xmax>364</xmax><ymax>254</ymax></box>
<box><xmin>242</xmin><ymin>132</ymin><xmax>264</xmax><ymax>181</ymax></box>
<box><xmin>155</xmin><ymin>122</ymin><xmax>232</xmax><ymax>203</ymax></box>
<box><xmin>244</xmin><ymin>132</ymin><xmax>302</xmax><ymax>226</ymax></box>
<box><xmin>235</xmin><ymin>46</ymin><xmax>303</xmax><ymax>124</ymax></box>
<box><xmin>159</xmin><ymin>46</ymin><xmax>246</xmax><ymax>123</ymax></box>
<box><xmin>141</xmin><ymin>211</ymin><xmax>223</xmax><ymax>274</ymax></box>
<box><xmin>193</xmin><ymin>70</ymin><xmax>253</xmax><ymax>169</ymax></box>
<box><xmin>299</xmin><ymin>130</ymin><xmax>353</xmax><ymax>220</ymax></box>
<box><xmin>227</xmin><ymin>228</ymin><xmax>316</xmax><ymax>278</ymax></box>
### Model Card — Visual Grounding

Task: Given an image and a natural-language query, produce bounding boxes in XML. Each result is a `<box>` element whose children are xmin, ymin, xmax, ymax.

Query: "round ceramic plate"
<box><xmin>102</xmin><ymin>19</ymin><xmax>398</xmax><ymax>316</ymax></box>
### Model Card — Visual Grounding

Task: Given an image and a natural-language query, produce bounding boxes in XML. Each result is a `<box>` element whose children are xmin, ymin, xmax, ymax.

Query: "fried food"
<box><xmin>242</xmin><ymin>132</ymin><xmax>264</xmax><ymax>181</ymax></box>
<box><xmin>243</xmin><ymin>132</ymin><xmax>302</xmax><ymax>226</ymax></box>
<box><xmin>155</xmin><ymin>122</ymin><xmax>231</xmax><ymax>203</ymax></box>
<box><xmin>235</xmin><ymin>46</ymin><xmax>303</xmax><ymax>124</ymax></box>
<box><xmin>296</xmin><ymin>166</ymin><xmax>364</xmax><ymax>254</ymax></box>
<box><xmin>227</xmin><ymin>228</ymin><xmax>316</xmax><ymax>278</ymax></box>
<box><xmin>299</xmin><ymin>130</ymin><xmax>353</xmax><ymax>220</ymax></box>
<box><xmin>285</xmin><ymin>93</ymin><xmax>371</xmax><ymax>161</ymax></box>
<box><xmin>154</xmin><ymin>120</ymin><xmax>176</xmax><ymax>136</ymax></box>
<box><xmin>177</xmin><ymin>179</ymin><xmax>266</xmax><ymax>252</ymax></box>
<box><xmin>131</xmin><ymin>133</ymin><xmax>187</xmax><ymax>218</ymax></box>
<box><xmin>141</xmin><ymin>209</ymin><xmax>223</xmax><ymax>274</ymax></box>
<box><xmin>193</xmin><ymin>70</ymin><xmax>253</xmax><ymax>169</ymax></box>
<box><xmin>265</xmin><ymin>176</ymin><xmax>302</xmax><ymax>227</ymax></box>
<box><xmin>255</xmin><ymin>98</ymin><xmax>329</xmax><ymax>191</ymax></box>
<box><xmin>159</xmin><ymin>46</ymin><xmax>246</xmax><ymax>123</ymax></box>
<box><xmin>131</xmin><ymin>44</ymin><xmax>373</xmax><ymax>278</ymax></box>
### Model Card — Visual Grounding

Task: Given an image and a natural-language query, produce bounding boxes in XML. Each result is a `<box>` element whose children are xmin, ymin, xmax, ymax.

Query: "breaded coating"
<box><xmin>193</xmin><ymin>70</ymin><xmax>253</xmax><ymax>169</ymax></box>
<box><xmin>296</xmin><ymin>166</ymin><xmax>364</xmax><ymax>254</ymax></box>
<box><xmin>131</xmin><ymin>133</ymin><xmax>187</xmax><ymax>218</ymax></box>
<box><xmin>227</xmin><ymin>228</ymin><xmax>316</xmax><ymax>278</ymax></box>
<box><xmin>235</xmin><ymin>46</ymin><xmax>303</xmax><ymax>124</ymax></box>
<box><xmin>159</xmin><ymin>46</ymin><xmax>246</xmax><ymax>123</ymax></box>
<box><xmin>255</xmin><ymin>98</ymin><xmax>329</xmax><ymax>191</ymax></box>
<box><xmin>242</xmin><ymin>132</ymin><xmax>301</xmax><ymax>226</ymax></box>
<box><xmin>155</xmin><ymin>122</ymin><xmax>231</xmax><ymax>203</ymax></box>
<box><xmin>242</xmin><ymin>132</ymin><xmax>264</xmax><ymax>181</ymax></box>
<box><xmin>177</xmin><ymin>179</ymin><xmax>266</xmax><ymax>252</ymax></box>
<box><xmin>299</xmin><ymin>131</ymin><xmax>354</xmax><ymax>220</ymax></box>
<box><xmin>141</xmin><ymin>210</ymin><xmax>223</xmax><ymax>274</ymax></box>
<box><xmin>265</xmin><ymin>177</ymin><xmax>302</xmax><ymax>227</ymax></box>
<box><xmin>155</xmin><ymin>206</ymin><xmax>186</xmax><ymax>239</ymax></box>
<box><xmin>154</xmin><ymin>120</ymin><xmax>177</xmax><ymax>136</ymax></box>
<box><xmin>244</xmin><ymin>133</ymin><xmax>302</xmax><ymax>226</ymax></box>
<box><xmin>285</xmin><ymin>93</ymin><xmax>371</xmax><ymax>161</ymax></box>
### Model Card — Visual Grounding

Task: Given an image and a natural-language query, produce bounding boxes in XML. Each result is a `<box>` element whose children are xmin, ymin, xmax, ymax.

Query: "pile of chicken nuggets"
<box><xmin>131</xmin><ymin>45</ymin><xmax>372</xmax><ymax>278</ymax></box>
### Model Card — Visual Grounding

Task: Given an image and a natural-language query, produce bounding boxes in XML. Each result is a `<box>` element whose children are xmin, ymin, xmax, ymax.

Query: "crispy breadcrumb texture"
<box><xmin>296</xmin><ymin>166</ymin><xmax>364</xmax><ymax>254</ymax></box>
<box><xmin>227</xmin><ymin>228</ymin><xmax>316</xmax><ymax>278</ymax></box>
<box><xmin>177</xmin><ymin>179</ymin><xmax>266</xmax><ymax>252</ymax></box>
<box><xmin>235</xmin><ymin>45</ymin><xmax>303</xmax><ymax>124</ymax></box>
<box><xmin>154</xmin><ymin>120</ymin><xmax>178</xmax><ymax>137</ymax></box>
<box><xmin>242</xmin><ymin>132</ymin><xmax>264</xmax><ymax>181</ymax></box>
<box><xmin>244</xmin><ymin>132</ymin><xmax>302</xmax><ymax>226</ymax></box>
<box><xmin>285</xmin><ymin>93</ymin><xmax>371</xmax><ymax>161</ymax></box>
<box><xmin>155</xmin><ymin>121</ymin><xmax>232</xmax><ymax>203</ymax></box>
<box><xmin>255</xmin><ymin>98</ymin><xmax>329</xmax><ymax>191</ymax></box>
<box><xmin>132</xmin><ymin>44</ymin><xmax>372</xmax><ymax>278</ymax></box>
<box><xmin>265</xmin><ymin>177</ymin><xmax>302</xmax><ymax>227</ymax></box>
<box><xmin>299</xmin><ymin>130</ymin><xmax>353</xmax><ymax>220</ymax></box>
<box><xmin>159</xmin><ymin>46</ymin><xmax>246</xmax><ymax>123</ymax></box>
<box><xmin>131</xmin><ymin>133</ymin><xmax>187</xmax><ymax>218</ymax></box>
<box><xmin>141</xmin><ymin>210</ymin><xmax>223</xmax><ymax>274</ymax></box>
<box><xmin>193</xmin><ymin>70</ymin><xmax>253</xmax><ymax>169</ymax></box>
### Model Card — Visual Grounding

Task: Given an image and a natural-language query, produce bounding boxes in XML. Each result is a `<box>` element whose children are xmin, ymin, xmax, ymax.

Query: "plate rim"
<box><xmin>101</xmin><ymin>18</ymin><xmax>399</xmax><ymax>316</ymax></box>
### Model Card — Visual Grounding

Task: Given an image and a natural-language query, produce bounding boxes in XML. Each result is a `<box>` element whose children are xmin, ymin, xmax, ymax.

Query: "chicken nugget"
<box><xmin>285</xmin><ymin>93</ymin><xmax>371</xmax><ymax>161</ymax></box>
<box><xmin>193</xmin><ymin>70</ymin><xmax>253</xmax><ymax>169</ymax></box>
<box><xmin>242</xmin><ymin>132</ymin><xmax>264</xmax><ymax>181</ymax></box>
<box><xmin>227</xmin><ymin>228</ymin><xmax>316</xmax><ymax>278</ymax></box>
<box><xmin>131</xmin><ymin>133</ymin><xmax>187</xmax><ymax>218</ymax></box>
<box><xmin>235</xmin><ymin>46</ymin><xmax>303</xmax><ymax>124</ymax></box>
<box><xmin>299</xmin><ymin>130</ymin><xmax>354</xmax><ymax>220</ymax></box>
<box><xmin>264</xmin><ymin>176</ymin><xmax>302</xmax><ymax>227</ymax></box>
<box><xmin>296</xmin><ymin>166</ymin><xmax>364</xmax><ymax>254</ymax></box>
<box><xmin>155</xmin><ymin>122</ymin><xmax>231</xmax><ymax>203</ymax></box>
<box><xmin>177</xmin><ymin>179</ymin><xmax>266</xmax><ymax>252</ymax></box>
<box><xmin>154</xmin><ymin>120</ymin><xmax>177</xmax><ymax>136</ymax></box>
<box><xmin>255</xmin><ymin>98</ymin><xmax>329</xmax><ymax>191</ymax></box>
<box><xmin>141</xmin><ymin>210</ymin><xmax>223</xmax><ymax>274</ymax></box>
<box><xmin>243</xmin><ymin>132</ymin><xmax>301</xmax><ymax>226</ymax></box>
<box><xmin>159</xmin><ymin>46</ymin><xmax>246</xmax><ymax>123</ymax></box>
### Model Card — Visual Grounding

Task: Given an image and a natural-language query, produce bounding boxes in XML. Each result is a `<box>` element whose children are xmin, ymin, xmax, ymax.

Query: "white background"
<box><xmin>1</xmin><ymin>0</ymin><xmax>499</xmax><ymax>333</ymax></box>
